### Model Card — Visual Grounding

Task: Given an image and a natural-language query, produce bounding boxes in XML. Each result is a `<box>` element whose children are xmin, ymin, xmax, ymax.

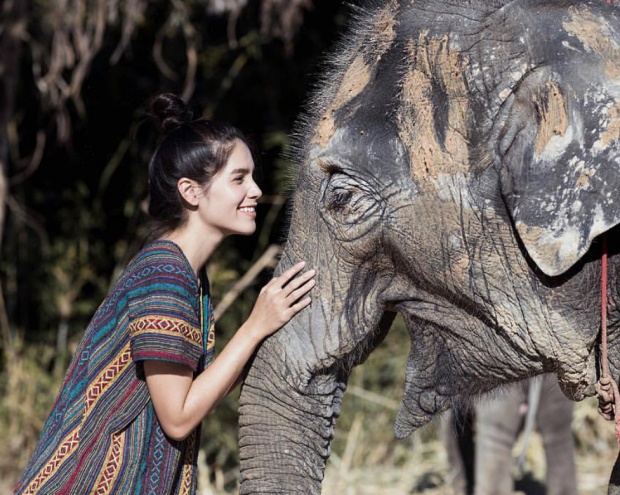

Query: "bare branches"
<box><xmin>213</xmin><ymin>244</ymin><xmax>282</xmax><ymax>322</ymax></box>
<box><xmin>25</xmin><ymin>0</ymin><xmax>314</xmax><ymax>141</ymax></box>
<box><xmin>110</xmin><ymin>0</ymin><xmax>147</xmax><ymax>64</ymax></box>
<box><xmin>8</xmin><ymin>128</ymin><xmax>46</xmax><ymax>187</ymax></box>
<box><xmin>30</xmin><ymin>0</ymin><xmax>144</xmax><ymax>141</ymax></box>
<box><xmin>260</xmin><ymin>0</ymin><xmax>314</xmax><ymax>54</ymax></box>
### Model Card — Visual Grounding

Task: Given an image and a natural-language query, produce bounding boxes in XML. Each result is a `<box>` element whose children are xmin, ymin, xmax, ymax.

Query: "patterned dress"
<box><xmin>14</xmin><ymin>240</ymin><xmax>216</xmax><ymax>495</ymax></box>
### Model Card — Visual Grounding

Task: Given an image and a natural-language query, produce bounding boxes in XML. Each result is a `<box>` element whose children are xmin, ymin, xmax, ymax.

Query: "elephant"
<box><xmin>237</xmin><ymin>1</ymin><xmax>620</xmax><ymax>493</ymax></box>
<box><xmin>442</xmin><ymin>374</ymin><xmax>577</xmax><ymax>495</ymax></box>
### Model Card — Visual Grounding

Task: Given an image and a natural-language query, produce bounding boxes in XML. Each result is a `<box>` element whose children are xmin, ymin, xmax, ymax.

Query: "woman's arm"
<box><xmin>144</xmin><ymin>262</ymin><xmax>315</xmax><ymax>441</ymax></box>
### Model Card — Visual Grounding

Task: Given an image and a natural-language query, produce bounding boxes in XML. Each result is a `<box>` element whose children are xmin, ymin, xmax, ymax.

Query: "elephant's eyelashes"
<box><xmin>330</xmin><ymin>186</ymin><xmax>353</xmax><ymax>211</ymax></box>
<box><xmin>324</xmin><ymin>173</ymin><xmax>364</xmax><ymax>214</ymax></box>
<box><xmin>320</xmin><ymin>171</ymin><xmax>384</xmax><ymax>242</ymax></box>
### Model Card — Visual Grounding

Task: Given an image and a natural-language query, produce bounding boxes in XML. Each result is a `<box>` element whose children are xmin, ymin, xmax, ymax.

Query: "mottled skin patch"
<box><xmin>369</xmin><ymin>0</ymin><xmax>399</xmax><ymax>60</ymax></box>
<box><xmin>597</xmin><ymin>101</ymin><xmax>620</xmax><ymax>149</ymax></box>
<box><xmin>533</xmin><ymin>81</ymin><xmax>568</xmax><ymax>156</ymax></box>
<box><xmin>564</xmin><ymin>5</ymin><xmax>620</xmax><ymax>80</ymax></box>
<box><xmin>515</xmin><ymin>223</ymin><xmax>546</xmax><ymax>258</ymax></box>
<box><xmin>311</xmin><ymin>2</ymin><xmax>398</xmax><ymax>149</ymax></box>
<box><xmin>312</xmin><ymin>55</ymin><xmax>371</xmax><ymax>149</ymax></box>
<box><xmin>563</xmin><ymin>6</ymin><xmax>620</xmax><ymax>155</ymax></box>
<box><xmin>397</xmin><ymin>33</ymin><xmax>470</xmax><ymax>187</ymax></box>
<box><xmin>576</xmin><ymin>166</ymin><xmax>594</xmax><ymax>191</ymax></box>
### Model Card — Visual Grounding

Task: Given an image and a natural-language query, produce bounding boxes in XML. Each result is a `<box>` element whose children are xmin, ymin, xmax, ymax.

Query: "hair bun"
<box><xmin>148</xmin><ymin>93</ymin><xmax>194</xmax><ymax>135</ymax></box>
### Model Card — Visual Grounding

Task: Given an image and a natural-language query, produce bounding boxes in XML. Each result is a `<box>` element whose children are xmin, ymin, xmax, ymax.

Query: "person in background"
<box><xmin>14</xmin><ymin>92</ymin><xmax>316</xmax><ymax>495</ymax></box>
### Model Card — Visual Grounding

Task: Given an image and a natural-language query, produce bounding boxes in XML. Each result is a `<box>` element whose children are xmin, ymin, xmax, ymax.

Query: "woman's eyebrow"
<box><xmin>229</xmin><ymin>167</ymin><xmax>252</xmax><ymax>174</ymax></box>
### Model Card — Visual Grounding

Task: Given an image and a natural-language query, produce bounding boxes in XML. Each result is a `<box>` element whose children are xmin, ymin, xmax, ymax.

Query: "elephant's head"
<box><xmin>239</xmin><ymin>1</ymin><xmax>620</xmax><ymax>492</ymax></box>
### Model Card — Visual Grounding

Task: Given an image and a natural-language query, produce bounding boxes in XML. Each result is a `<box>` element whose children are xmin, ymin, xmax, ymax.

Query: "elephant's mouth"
<box><xmin>390</xmin><ymin>296</ymin><xmax>597</xmax><ymax>438</ymax></box>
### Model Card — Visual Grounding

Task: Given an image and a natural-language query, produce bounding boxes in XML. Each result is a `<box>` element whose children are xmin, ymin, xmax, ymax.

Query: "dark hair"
<box><xmin>146</xmin><ymin>93</ymin><xmax>252</xmax><ymax>239</ymax></box>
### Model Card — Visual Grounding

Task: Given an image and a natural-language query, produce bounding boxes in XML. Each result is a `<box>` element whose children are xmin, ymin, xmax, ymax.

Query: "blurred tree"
<box><xmin>0</xmin><ymin>0</ymin><xmax>352</xmax><ymax>354</ymax></box>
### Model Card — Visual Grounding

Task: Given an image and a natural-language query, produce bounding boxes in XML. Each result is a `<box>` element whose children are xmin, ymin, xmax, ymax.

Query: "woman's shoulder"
<box><xmin>122</xmin><ymin>240</ymin><xmax>197</xmax><ymax>289</ymax></box>
<box><xmin>134</xmin><ymin>239</ymin><xmax>188</xmax><ymax>261</ymax></box>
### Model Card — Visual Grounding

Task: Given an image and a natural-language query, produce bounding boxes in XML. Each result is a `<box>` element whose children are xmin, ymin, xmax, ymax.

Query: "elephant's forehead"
<box><xmin>312</xmin><ymin>55</ymin><xmax>371</xmax><ymax>150</ymax></box>
<box><xmin>396</xmin><ymin>32</ymin><xmax>471</xmax><ymax>187</ymax></box>
<box><xmin>311</xmin><ymin>1</ymin><xmax>399</xmax><ymax>149</ymax></box>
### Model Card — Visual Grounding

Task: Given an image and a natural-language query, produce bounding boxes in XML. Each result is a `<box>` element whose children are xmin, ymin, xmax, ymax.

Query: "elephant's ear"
<box><xmin>497</xmin><ymin>67</ymin><xmax>620</xmax><ymax>277</ymax></box>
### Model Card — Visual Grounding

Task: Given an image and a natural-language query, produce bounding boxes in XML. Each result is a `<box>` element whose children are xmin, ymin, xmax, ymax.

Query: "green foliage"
<box><xmin>0</xmin><ymin>336</ymin><xmax>64</xmax><ymax>484</ymax></box>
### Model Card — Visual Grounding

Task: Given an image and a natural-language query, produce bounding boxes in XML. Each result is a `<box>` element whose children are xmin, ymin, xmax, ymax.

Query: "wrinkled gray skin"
<box><xmin>442</xmin><ymin>374</ymin><xmax>576</xmax><ymax>495</ymax></box>
<box><xmin>238</xmin><ymin>1</ymin><xmax>620</xmax><ymax>493</ymax></box>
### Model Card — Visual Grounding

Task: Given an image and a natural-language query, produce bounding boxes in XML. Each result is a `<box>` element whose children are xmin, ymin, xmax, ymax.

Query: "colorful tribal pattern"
<box><xmin>131</xmin><ymin>316</ymin><xmax>202</xmax><ymax>344</ymax></box>
<box><xmin>15</xmin><ymin>240</ymin><xmax>211</xmax><ymax>495</ymax></box>
<box><xmin>84</xmin><ymin>344</ymin><xmax>132</xmax><ymax>421</ymax></box>
<box><xmin>20</xmin><ymin>430</ymin><xmax>81</xmax><ymax>494</ymax></box>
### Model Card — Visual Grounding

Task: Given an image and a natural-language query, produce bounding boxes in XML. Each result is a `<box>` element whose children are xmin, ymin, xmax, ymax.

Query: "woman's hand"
<box><xmin>244</xmin><ymin>261</ymin><xmax>316</xmax><ymax>340</ymax></box>
<box><xmin>145</xmin><ymin>261</ymin><xmax>315</xmax><ymax>440</ymax></box>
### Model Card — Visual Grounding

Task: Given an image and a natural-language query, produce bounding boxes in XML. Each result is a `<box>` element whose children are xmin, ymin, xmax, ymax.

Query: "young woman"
<box><xmin>14</xmin><ymin>93</ymin><xmax>316</xmax><ymax>494</ymax></box>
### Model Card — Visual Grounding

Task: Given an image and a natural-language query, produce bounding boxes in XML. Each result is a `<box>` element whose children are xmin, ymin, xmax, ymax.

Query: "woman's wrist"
<box><xmin>237</xmin><ymin>320</ymin><xmax>268</xmax><ymax>346</ymax></box>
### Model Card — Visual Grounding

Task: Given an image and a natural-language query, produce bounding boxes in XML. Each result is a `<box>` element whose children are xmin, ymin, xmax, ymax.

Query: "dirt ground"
<box><xmin>321</xmin><ymin>445</ymin><xmax>616</xmax><ymax>495</ymax></box>
<box><xmin>322</xmin><ymin>398</ymin><xmax>618</xmax><ymax>495</ymax></box>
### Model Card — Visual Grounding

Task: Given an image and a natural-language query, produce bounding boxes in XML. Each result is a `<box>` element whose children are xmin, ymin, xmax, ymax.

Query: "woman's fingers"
<box><xmin>278</xmin><ymin>261</ymin><xmax>307</xmax><ymax>286</ymax></box>
<box><xmin>254</xmin><ymin>261</ymin><xmax>316</xmax><ymax>329</ymax></box>
<box><xmin>290</xmin><ymin>296</ymin><xmax>312</xmax><ymax>313</ymax></box>
<box><xmin>285</xmin><ymin>277</ymin><xmax>316</xmax><ymax>303</ymax></box>
<box><xmin>272</xmin><ymin>262</ymin><xmax>316</xmax><ymax>300</ymax></box>
<box><xmin>282</xmin><ymin>268</ymin><xmax>315</xmax><ymax>292</ymax></box>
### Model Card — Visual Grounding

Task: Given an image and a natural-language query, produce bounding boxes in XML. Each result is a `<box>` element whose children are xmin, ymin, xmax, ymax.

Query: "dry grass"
<box><xmin>320</xmin><ymin>397</ymin><xmax>618</xmax><ymax>495</ymax></box>
<box><xmin>2</xmin><ymin>395</ymin><xmax>618</xmax><ymax>495</ymax></box>
<box><xmin>187</xmin><ymin>377</ymin><xmax>620</xmax><ymax>495</ymax></box>
<box><xmin>3</xmin><ymin>321</ymin><xmax>620</xmax><ymax>494</ymax></box>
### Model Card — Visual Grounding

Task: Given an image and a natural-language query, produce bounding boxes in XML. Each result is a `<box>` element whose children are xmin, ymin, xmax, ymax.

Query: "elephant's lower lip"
<box><xmin>556</xmin><ymin>356</ymin><xmax>597</xmax><ymax>400</ymax></box>
<box><xmin>562</xmin><ymin>383</ymin><xmax>595</xmax><ymax>401</ymax></box>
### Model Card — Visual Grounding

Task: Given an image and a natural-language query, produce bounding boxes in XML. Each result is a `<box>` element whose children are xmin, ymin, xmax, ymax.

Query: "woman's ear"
<box><xmin>177</xmin><ymin>178</ymin><xmax>200</xmax><ymax>208</ymax></box>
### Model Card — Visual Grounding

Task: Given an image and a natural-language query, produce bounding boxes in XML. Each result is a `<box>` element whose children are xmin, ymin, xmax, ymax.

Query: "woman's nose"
<box><xmin>249</xmin><ymin>181</ymin><xmax>262</xmax><ymax>199</ymax></box>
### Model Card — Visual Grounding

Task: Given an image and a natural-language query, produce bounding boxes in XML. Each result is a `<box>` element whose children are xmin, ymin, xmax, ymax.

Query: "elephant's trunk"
<box><xmin>238</xmin><ymin>334</ymin><xmax>346</xmax><ymax>495</ymax></box>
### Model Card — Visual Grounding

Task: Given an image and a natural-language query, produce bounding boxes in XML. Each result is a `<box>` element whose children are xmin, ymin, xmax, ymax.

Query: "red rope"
<box><xmin>602</xmin><ymin>235</ymin><xmax>609</xmax><ymax>377</ymax></box>
<box><xmin>596</xmin><ymin>234</ymin><xmax>620</xmax><ymax>441</ymax></box>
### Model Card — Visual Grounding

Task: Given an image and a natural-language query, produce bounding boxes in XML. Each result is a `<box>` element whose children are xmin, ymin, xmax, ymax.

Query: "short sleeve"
<box><xmin>128</xmin><ymin>258</ymin><xmax>203</xmax><ymax>372</ymax></box>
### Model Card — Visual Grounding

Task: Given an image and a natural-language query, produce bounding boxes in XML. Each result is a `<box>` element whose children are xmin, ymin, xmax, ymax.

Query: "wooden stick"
<box><xmin>213</xmin><ymin>244</ymin><xmax>282</xmax><ymax>322</ymax></box>
<box><xmin>347</xmin><ymin>386</ymin><xmax>400</xmax><ymax>411</ymax></box>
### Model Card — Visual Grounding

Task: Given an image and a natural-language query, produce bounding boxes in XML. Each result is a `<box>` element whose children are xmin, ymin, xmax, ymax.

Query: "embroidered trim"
<box><xmin>131</xmin><ymin>316</ymin><xmax>201</xmax><ymax>345</ymax></box>
<box><xmin>94</xmin><ymin>429</ymin><xmax>127</xmax><ymax>493</ymax></box>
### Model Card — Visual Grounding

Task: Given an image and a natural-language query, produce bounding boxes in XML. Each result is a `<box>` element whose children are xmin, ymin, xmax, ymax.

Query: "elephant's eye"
<box><xmin>318</xmin><ymin>164</ymin><xmax>384</xmax><ymax>242</ymax></box>
<box><xmin>320</xmin><ymin>168</ymin><xmax>384</xmax><ymax>234</ymax></box>
<box><xmin>327</xmin><ymin>175</ymin><xmax>357</xmax><ymax>213</ymax></box>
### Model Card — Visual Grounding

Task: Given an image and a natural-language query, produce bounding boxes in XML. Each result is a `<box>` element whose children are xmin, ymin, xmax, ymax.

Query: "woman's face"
<box><xmin>198</xmin><ymin>140</ymin><xmax>263</xmax><ymax>238</ymax></box>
